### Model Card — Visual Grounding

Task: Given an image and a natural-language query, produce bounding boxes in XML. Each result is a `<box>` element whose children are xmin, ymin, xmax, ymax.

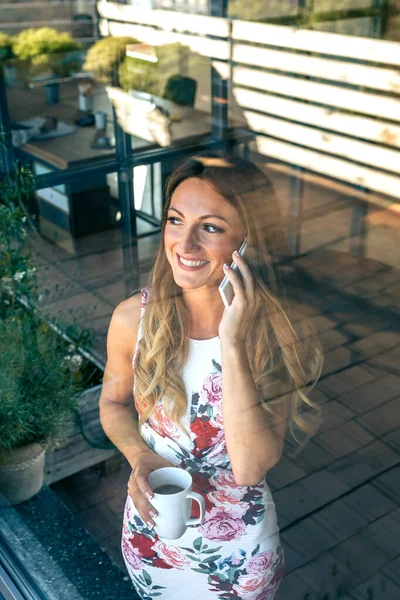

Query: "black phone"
<box><xmin>218</xmin><ymin>238</ymin><xmax>248</xmax><ymax>309</ymax></box>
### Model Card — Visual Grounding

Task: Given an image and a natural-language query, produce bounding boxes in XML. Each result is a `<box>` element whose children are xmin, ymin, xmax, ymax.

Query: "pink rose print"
<box><xmin>122</xmin><ymin>537</ymin><xmax>144</xmax><ymax>570</ymax></box>
<box><xmin>209</xmin><ymin>491</ymin><xmax>248</xmax><ymax>517</ymax></box>
<box><xmin>207</xmin><ymin>428</ymin><xmax>227</xmax><ymax>460</ymax></box>
<box><xmin>233</xmin><ymin>573</ymin><xmax>269</xmax><ymax>600</ymax></box>
<box><xmin>199</xmin><ymin>508</ymin><xmax>246</xmax><ymax>541</ymax></box>
<box><xmin>153</xmin><ymin>541</ymin><xmax>190</xmax><ymax>570</ymax></box>
<box><xmin>149</xmin><ymin>403</ymin><xmax>180</xmax><ymax>439</ymax></box>
<box><xmin>247</xmin><ymin>550</ymin><xmax>274</xmax><ymax>574</ymax></box>
<box><xmin>210</xmin><ymin>471</ymin><xmax>248</xmax><ymax>490</ymax></box>
<box><xmin>210</xmin><ymin>410</ymin><xmax>224</xmax><ymax>429</ymax></box>
<box><xmin>202</xmin><ymin>373</ymin><xmax>222</xmax><ymax>406</ymax></box>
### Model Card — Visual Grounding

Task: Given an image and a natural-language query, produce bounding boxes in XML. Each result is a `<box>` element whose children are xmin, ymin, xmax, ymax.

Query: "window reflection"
<box><xmin>0</xmin><ymin>1</ymin><xmax>399</xmax><ymax>599</ymax></box>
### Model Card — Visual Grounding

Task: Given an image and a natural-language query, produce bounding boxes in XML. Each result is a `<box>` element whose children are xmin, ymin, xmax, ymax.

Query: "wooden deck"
<box><xmin>28</xmin><ymin>164</ymin><xmax>400</xmax><ymax>600</ymax></box>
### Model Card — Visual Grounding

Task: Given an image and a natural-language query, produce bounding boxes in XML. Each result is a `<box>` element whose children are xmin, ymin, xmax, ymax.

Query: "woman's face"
<box><xmin>164</xmin><ymin>177</ymin><xmax>245</xmax><ymax>291</ymax></box>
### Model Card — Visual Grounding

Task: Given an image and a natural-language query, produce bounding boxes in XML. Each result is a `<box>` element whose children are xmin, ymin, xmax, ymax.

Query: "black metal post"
<box><xmin>288</xmin><ymin>167</ymin><xmax>305</xmax><ymax>256</ymax></box>
<box><xmin>0</xmin><ymin>75</ymin><xmax>14</xmax><ymax>176</ymax></box>
<box><xmin>210</xmin><ymin>0</ymin><xmax>228</xmax><ymax>149</ymax></box>
<box><xmin>114</xmin><ymin>109</ymin><xmax>140</xmax><ymax>295</ymax></box>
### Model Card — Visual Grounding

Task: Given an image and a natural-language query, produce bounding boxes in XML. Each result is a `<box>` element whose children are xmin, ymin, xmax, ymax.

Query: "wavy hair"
<box><xmin>133</xmin><ymin>152</ymin><xmax>323</xmax><ymax>441</ymax></box>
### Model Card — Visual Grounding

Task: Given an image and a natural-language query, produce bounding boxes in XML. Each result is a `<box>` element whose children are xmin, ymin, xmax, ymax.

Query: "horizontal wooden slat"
<box><xmin>232</xmin><ymin>19</ymin><xmax>400</xmax><ymax>68</ymax></box>
<box><xmin>232</xmin><ymin>87</ymin><xmax>400</xmax><ymax>149</ymax></box>
<box><xmin>97</xmin><ymin>1</ymin><xmax>229</xmax><ymax>37</ymax></box>
<box><xmin>233</xmin><ymin>44</ymin><xmax>400</xmax><ymax>94</ymax></box>
<box><xmin>233</xmin><ymin>66</ymin><xmax>400</xmax><ymax>122</ymax></box>
<box><xmin>265</xmin><ymin>161</ymin><xmax>400</xmax><ymax>213</ymax></box>
<box><xmin>254</xmin><ymin>135</ymin><xmax>400</xmax><ymax>200</ymax></box>
<box><xmin>243</xmin><ymin>110</ymin><xmax>400</xmax><ymax>175</ymax></box>
<box><xmin>104</xmin><ymin>19</ymin><xmax>229</xmax><ymax>60</ymax></box>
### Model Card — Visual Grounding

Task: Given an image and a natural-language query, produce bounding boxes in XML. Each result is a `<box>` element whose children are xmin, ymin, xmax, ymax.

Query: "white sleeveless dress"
<box><xmin>121</xmin><ymin>288</ymin><xmax>284</xmax><ymax>600</ymax></box>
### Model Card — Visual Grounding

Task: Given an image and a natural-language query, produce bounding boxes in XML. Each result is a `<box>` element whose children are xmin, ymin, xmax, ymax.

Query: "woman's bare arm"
<box><xmin>99</xmin><ymin>293</ymin><xmax>173</xmax><ymax>527</ymax></box>
<box><xmin>99</xmin><ymin>294</ymin><xmax>150</xmax><ymax>466</ymax></box>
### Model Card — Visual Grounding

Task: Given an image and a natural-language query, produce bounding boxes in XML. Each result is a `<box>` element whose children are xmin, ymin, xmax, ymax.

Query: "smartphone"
<box><xmin>218</xmin><ymin>238</ymin><xmax>248</xmax><ymax>309</ymax></box>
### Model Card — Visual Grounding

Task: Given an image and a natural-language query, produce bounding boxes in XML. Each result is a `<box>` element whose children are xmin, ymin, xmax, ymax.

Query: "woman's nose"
<box><xmin>179</xmin><ymin>229</ymin><xmax>199</xmax><ymax>252</ymax></box>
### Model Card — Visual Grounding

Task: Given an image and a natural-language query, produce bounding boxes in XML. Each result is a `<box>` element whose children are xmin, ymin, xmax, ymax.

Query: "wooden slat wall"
<box><xmin>98</xmin><ymin>2</ymin><xmax>400</xmax><ymax>199</ymax></box>
<box><xmin>243</xmin><ymin>111</ymin><xmax>400</xmax><ymax>175</ymax></box>
<box><xmin>100</xmin><ymin>19</ymin><xmax>229</xmax><ymax>60</ymax></box>
<box><xmin>254</xmin><ymin>136</ymin><xmax>400</xmax><ymax>199</ymax></box>
<box><xmin>97</xmin><ymin>1</ymin><xmax>229</xmax><ymax>37</ymax></box>
<box><xmin>232</xmin><ymin>19</ymin><xmax>400</xmax><ymax>67</ymax></box>
<box><xmin>232</xmin><ymin>44</ymin><xmax>400</xmax><ymax>94</ymax></box>
<box><xmin>232</xmin><ymin>66</ymin><xmax>400</xmax><ymax>122</ymax></box>
<box><xmin>231</xmin><ymin>87</ymin><xmax>400</xmax><ymax>149</ymax></box>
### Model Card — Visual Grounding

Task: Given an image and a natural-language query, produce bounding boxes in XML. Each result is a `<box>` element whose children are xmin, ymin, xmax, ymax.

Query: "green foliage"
<box><xmin>119</xmin><ymin>55</ymin><xmax>160</xmax><ymax>95</ymax></box>
<box><xmin>11</xmin><ymin>28</ymin><xmax>82</xmax><ymax>77</ymax></box>
<box><xmin>119</xmin><ymin>43</ymin><xmax>190</xmax><ymax>96</ymax></box>
<box><xmin>0</xmin><ymin>162</ymin><xmax>95</xmax><ymax>460</ymax></box>
<box><xmin>83</xmin><ymin>36</ymin><xmax>139</xmax><ymax>86</ymax></box>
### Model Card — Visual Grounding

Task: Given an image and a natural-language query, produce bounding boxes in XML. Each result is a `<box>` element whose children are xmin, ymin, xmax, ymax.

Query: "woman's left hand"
<box><xmin>218</xmin><ymin>251</ymin><xmax>257</xmax><ymax>343</ymax></box>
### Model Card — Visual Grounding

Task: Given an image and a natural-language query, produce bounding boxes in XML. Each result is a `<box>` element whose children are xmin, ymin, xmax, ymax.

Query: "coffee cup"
<box><xmin>148</xmin><ymin>467</ymin><xmax>205</xmax><ymax>540</ymax></box>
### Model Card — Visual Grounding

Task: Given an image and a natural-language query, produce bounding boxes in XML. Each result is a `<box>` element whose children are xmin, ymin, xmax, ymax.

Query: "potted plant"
<box><xmin>83</xmin><ymin>36</ymin><xmax>140</xmax><ymax>87</ymax></box>
<box><xmin>0</xmin><ymin>160</ymin><xmax>100</xmax><ymax>506</ymax></box>
<box><xmin>11</xmin><ymin>28</ymin><xmax>83</xmax><ymax>104</ymax></box>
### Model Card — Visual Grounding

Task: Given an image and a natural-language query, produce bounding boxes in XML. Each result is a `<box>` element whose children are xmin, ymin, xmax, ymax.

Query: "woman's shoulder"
<box><xmin>111</xmin><ymin>290</ymin><xmax>145</xmax><ymax>334</ymax></box>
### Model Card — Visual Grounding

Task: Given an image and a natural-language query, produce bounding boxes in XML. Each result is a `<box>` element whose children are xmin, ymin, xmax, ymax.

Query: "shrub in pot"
<box><xmin>119</xmin><ymin>42</ymin><xmax>191</xmax><ymax>98</ymax></box>
<box><xmin>0</xmin><ymin>161</ymin><xmax>96</xmax><ymax>506</ymax></box>
<box><xmin>11</xmin><ymin>28</ymin><xmax>82</xmax><ymax>102</ymax></box>
<box><xmin>83</xmin><ymin>36</ymin><xmax>140</xmax><ymax>87</ymax></box>
<box><xmin>12</xmin><ymin>27</ymin><xmax>82</xmax><ymax>78</ymax></box>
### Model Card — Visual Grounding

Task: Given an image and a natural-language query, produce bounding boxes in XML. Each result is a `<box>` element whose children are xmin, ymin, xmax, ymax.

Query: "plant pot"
<box><xmin>4</xmin><ymin>64</ymin><xmax>17</xmax><ymax>87</ymax></box>
<box><xmin>0</xmin><ymin>442</ymin><xmax>46</xmax><ymax>507</ymax></box>
<box><xmin>44</xmin><ymin>82</ymin><xmax>60</xmax><ymax>105</ymax></box>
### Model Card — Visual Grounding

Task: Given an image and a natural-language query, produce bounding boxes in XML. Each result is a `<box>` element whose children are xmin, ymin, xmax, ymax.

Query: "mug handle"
<box><xmin>185</xmin><ymin>491</ymin><xmax>205</xmax><ymax>526</ymax></box>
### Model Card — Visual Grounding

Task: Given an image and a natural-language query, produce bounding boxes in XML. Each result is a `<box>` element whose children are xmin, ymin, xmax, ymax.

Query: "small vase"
<box><xmin>44</xmin><ymin>82</ymin><xmax>60</xmax><ymax>105</ymax></box>
<box><xmin>79</xmin><ymin>93</ymin><xmax>93</xmax><ymax>112</ymax></box>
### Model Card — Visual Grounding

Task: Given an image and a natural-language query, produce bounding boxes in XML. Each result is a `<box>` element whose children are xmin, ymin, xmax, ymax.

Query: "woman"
<box><xmin>99</xmin><ymin>152</ymin><xmax>323</xmax><ymax>599</ymax></box>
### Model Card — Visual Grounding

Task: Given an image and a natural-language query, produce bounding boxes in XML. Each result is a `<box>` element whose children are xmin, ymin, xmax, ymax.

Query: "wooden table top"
<box><xmin>7</xmin><ymin>81</ymin><xmax>223</xmax><ymax>170</ymax></box>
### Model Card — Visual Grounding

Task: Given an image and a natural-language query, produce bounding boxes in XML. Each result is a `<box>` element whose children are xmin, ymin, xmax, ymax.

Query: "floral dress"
<box><xmin>121</xmin><ymin>288</ymin><xmax>284</xmax><ymax>600</ymax></box>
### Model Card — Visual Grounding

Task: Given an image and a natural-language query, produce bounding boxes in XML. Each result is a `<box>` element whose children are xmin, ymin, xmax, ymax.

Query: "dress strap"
<box><xmin>140</xmin><ymin>287</ymin><xmax>150</xmax><ymax>319</ymax></box>
<box><xmin>133</xmin><ymin>288</ymin><xmax>150</xmax><ymax>369</ymax></box>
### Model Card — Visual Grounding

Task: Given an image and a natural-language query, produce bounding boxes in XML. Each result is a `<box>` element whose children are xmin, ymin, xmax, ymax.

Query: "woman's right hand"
<box><xmin>128</xmin><ymin>449</ymin><xmax>174</xmax><ymax>528</ymax></box>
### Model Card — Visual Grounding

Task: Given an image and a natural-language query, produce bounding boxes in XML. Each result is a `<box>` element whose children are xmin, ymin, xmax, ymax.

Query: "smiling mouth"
<box><xmin>177</xmin><ymin>254</ymin><xmax>209</xmax><ymax>270</ymax></box>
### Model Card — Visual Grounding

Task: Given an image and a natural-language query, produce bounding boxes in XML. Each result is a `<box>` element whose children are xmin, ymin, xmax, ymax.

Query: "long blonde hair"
<box><xmin>134</xmin><ymin>152</ymin><xmax>323</xmax><ymax>440</ymax></box>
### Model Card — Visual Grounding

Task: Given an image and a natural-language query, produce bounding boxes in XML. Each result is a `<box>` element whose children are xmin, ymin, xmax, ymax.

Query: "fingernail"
<box><xmin>147</xmin><ymin>520</ymin><xmax>154</xmax><ymax>529</ymax></box>
<box><xmin>145</xmin><ymin>492</ymin><xmax>153</xmax><ymax>500</ymax></box>
<box><xmin>149</xmin><ymin>510</ymin><xmax>157</xmax><ymax>518</ymax></box>
<box><xmin>234</xmin><ymin>250</ymin><xmax>239</xmax><ymax>255</ymax></box>
<box><xmin>223</xmin><ymin>263</ymin><xmax>230</xmax><ymax>269</ymax></box>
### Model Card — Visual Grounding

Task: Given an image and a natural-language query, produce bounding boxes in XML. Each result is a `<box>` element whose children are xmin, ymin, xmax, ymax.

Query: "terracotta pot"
<box><xmin>0</xmin><ymin>442</ymin><xmax>46</xmax><ymax>507</ymax></box>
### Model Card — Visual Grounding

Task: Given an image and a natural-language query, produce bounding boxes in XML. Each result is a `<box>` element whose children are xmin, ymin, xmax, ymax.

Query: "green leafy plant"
<box><xmin>11</xmin><ymin>28</ymin><xmax>82</xmax><ymax>77</ymax></box>
<box><xmin>119</xmin><ymin>42</ymin><xmax>191</xmax><ymax>97</ymax></box>
<box><xmin>0</xmin><ymin>160</ymin><xmax>98</xmax><ymax>461</ymax></box>
<box><xmin>119</xmin><ymin>54</ymin><xmax>160</xmax><ymax>95</ymax></box>
<box><xmin>83</xmin><ymin>36</ymin><xmax>140</xmax><ymax>86</ymax></box>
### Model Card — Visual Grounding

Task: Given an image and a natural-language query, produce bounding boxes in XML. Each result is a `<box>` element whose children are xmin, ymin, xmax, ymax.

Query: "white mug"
<box><xmin>148</xmin><ymin>467</ymin><xmax>205</xmax><ymax>540</ymax></box>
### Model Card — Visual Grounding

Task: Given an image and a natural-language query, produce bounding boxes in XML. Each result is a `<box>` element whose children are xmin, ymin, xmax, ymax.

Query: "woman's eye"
<box><xmin>166</xmin><ymin>217</ymin><xmax>222</xmax><ymax>234</ymax></box>
<box><xmin>203</xmin><ymin>223</ymin><xmax>223</xmax><ymax>233</ymax></box>
<box><xmin>166</xmin><ymin>216</ymin><xmax>181</xmax><ymax>225</ymax></box>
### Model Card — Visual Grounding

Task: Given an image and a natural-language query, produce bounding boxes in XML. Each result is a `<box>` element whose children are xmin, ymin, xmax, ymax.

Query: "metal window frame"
<box><xmin>0</xmin><ymin>537</ymin><xmax>49</xmax><ymax>600</ymax></box>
